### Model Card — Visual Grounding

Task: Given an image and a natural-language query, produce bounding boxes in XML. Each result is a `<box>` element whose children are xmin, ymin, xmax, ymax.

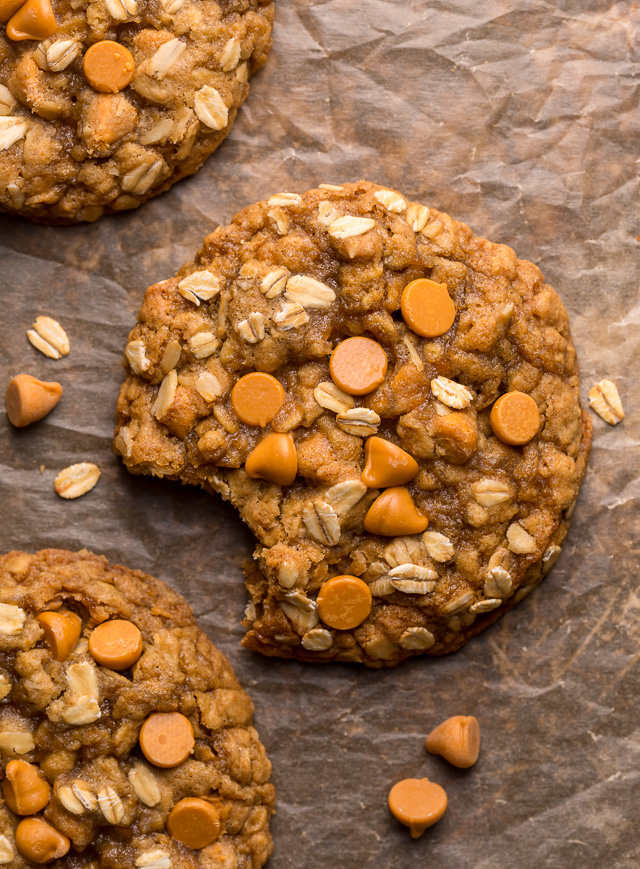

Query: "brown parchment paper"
<box><xmin>1</xmin><ymin>1</ymin><xmax>640</xmax><ymax>866</ymax></box>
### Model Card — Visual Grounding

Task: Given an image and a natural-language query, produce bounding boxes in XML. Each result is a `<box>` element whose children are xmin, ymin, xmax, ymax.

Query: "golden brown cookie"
<box><xmin>0</xmin><ymin>548</ymin><xmax>274</xmax><ymax>867</ymax></box>
<box><xmin>0</xmin><ymin>0</ymin><xmax>273</xmax><ymax>223</ymax></box>
<box><xmin>114</xmin><ymin>180</ymin><xmax>591</xmax><ymax>667</ymax></box>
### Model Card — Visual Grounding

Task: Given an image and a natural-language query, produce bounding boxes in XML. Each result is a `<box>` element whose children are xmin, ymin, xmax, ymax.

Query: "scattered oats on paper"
<box><xmin>54</xmin><ymin>463</ymin><xmax>101</xmax><ymax>499</ymax></box>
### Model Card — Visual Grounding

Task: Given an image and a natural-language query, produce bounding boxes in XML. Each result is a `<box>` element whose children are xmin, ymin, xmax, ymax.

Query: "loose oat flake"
<box><xmin>55</xmin><ymin>463</ymin><xmax>101</xmax><ymax>499</ymax></box>
<box><xmin>588</xmin><ymin>379</ymin><xmax>624</xmax><ymax>425</ymax></box>
<box><xmin>27</xmin><ymin>316</ymin><xmax>70</xmax><ymax>359</ymax></box>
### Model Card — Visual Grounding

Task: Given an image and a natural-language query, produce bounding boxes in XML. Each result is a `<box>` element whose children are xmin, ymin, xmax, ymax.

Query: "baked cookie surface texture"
<box><xmin>0</xmin><ymin>548</ymin><xmax>274</xmax><ymax>867</ymax></box>
<box><xmin>114</xmin><ymin>181</ymin><xmax>592</xmax><ymax>667</ymax></box>
<box><xmin>0</xmin><ymin>0</ymin><xmax>273</xmax><ymax>223</ymax></box>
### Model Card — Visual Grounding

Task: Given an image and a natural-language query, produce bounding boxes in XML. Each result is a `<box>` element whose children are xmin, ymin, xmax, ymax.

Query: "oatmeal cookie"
<box><xmin>0</xmin><ymin>548</ymin><xmax>274</xmax><ymax>866</ymax></box>
<box><xmin>114</xmin><ymin>180</ymin><xmax>591</xmax><ymax>667</ymax></box>
<box><xmin>0</xmin><ymin>0</ymin><xmax>272</xmax><ymax>223</ymax></box>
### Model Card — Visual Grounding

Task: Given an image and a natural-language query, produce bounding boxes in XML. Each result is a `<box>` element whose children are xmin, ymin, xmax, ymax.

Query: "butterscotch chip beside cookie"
<box><xmin>0</xmin><ymin>549</ymin><xmax>274</xmax><ymax>867</ymax></box>
<box><xmin>5</xmin><ymin>374</ymin><xmax>62</xmax><ymax>427</ymax></box>
<box><xmin>388</xmin><ymin>777</ymin><xmax>447</xmax><ymax>838</ymax></box>
<box><xmin>425</xmin><ymin>715</ymin><xmax>481</xmax><ymax>768</ymax></box>
<box><xmin>114</xmin><ymin>180</ymin><xmax>591</xmax><ymax>667</ymax></box>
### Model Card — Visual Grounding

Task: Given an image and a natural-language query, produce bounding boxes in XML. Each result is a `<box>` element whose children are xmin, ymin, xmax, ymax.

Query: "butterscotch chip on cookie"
<box><xmin>114</xmin><ymin>180</ymin><xmax>591</xmax><ymax>667</ymax></box>
<box><xmin>0</xmin><ymin>0</ymin><xmax>273</xmax><ymax>223</ymax></box>
<box><xmin>0</xmin><ymin>548</ymin><xmax>274</xmax><ymax>867</ymax></box>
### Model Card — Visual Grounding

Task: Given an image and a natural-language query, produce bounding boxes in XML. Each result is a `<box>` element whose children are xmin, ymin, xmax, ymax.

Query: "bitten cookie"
<box><xmin>0</xmin><ymin>0</ymin><xmax>272</xmax><ymax>223</ymax></box>
<box><xmin>0</xmin><ymin>548</ymin><xmax>274</xmax><ymax>867</ymax></box>
<box><xmin>114</xmin><ymin>181</ymin><xmax>591</xmax><ymax>667</ymax></box>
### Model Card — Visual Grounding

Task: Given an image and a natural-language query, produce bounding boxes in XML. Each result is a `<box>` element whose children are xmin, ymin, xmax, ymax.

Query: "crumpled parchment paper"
<box><xmin>1</xmin><ymin>1</ymin><xmax>639</xmax><ymax>866</ymax></box>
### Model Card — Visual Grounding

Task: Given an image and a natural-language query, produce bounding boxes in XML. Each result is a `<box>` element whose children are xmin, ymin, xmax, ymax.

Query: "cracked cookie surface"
<box><xmin>0</xmin><ymin>0</ymin><xmax>272</xmax><ymax>223</ymax></box>
<box><xmin>0</xmin><ymin>548</ymin><xmax>274</xmax><ymax>867</ymax></box>
<box><xmin>114</xmin><ymin>180</ymin><xmax>591</xmax><ymax>667</ymax></box>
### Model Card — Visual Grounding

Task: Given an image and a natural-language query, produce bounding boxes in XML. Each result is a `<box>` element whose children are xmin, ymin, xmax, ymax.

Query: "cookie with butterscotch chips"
<box><xmin>0</xmin><ymin>0</ymin><xmax>273</xmax><ymax>223</ymax></box>
<box><xmin>0</xmin><ymin>548</ymin><xmax>274</xmax><ymax>867</ymax></box>
<box><xmin>114</xmin><ymin>180</ymin><xmax>591</xmax><ymax>666</ymax></box>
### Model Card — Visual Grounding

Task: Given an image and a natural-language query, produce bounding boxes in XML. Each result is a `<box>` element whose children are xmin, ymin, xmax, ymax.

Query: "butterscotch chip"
<box><xmin>316</xmin><ymin>575</ymin><xmax>372</xmax><ymax>630</ymax></box>
<box><xmin>167</xmin><ymin>797</ymin><xmax>221</xmax><ymax>849</ymax></box>
<box><xmin>139</xmin><ymin>712</ymin><xmax>194</xmax><ymax>768</ymax></box>
<box><xmin>0</xmin><ymin>549</ymin><xmax>274</xmax><ymax>866</ymax></box>
<box><xmin>361</xmin><ymin>436</ymin><xmax>418</xmax><ymax>488</ymax></box>
<box><xmin>0</xmin><ymin>0</ymin><xmax>273</xmax><ymax>223</ymax></box>
<box><xmin>364</xmin><ymin>487</ymin><xmax>429</xmax><ymax>536</ymax></box>
<box><xmin>114</xmin><ymin>181</ymin><xmax>591</xmax><ymax>666</ymax></box>
<box><xmin>425</xmin><ymin>714</ymin><xmax>480</xmax><ymax>768</ymax></box>
<box><xmin>388</xmin><ymin>778</ymin><xmax>447</xmax><ymax>838</ymax></box>
<box><xmin>401</xmin><ymin>278</ymin><xmax>456</xmax><ymax>338</ymax></box>
<box><xmin>37</xmin><ymin>610</ymin><xmax>82</xmax><ymax>661</ymax></box>
<box><xmin>5</xmin><ymin>374</ymin><xmax>62</xmax><ymax>427</ymax></box>
<box><xmin>15</xmin><ymin>818</ymin><xmax>70</xmax><ymax>863</ymax></box>
<box><xmin>82</xmin><ymin>41</ymin><xmax>134</xmax><ymax>94</ymax></box>
<box><xmin>231</xmin><ymin>372</ymin><xmax>285</xmax><ymax>427</ymax></box>
<box><xmin>329</xmin><ymin>337</ymin><xmax>388</xmax><ymax>395</ymax></box>
<box><xmin>245</xmin><ymin>432</ymin><xmax>297</xmax><ymax>486</ymax></box>
<box><xmin>6</xmin><ymin>0</ymin><xmax>56</xmax><ymax>42</ymax></box>
<box><xmin>89</xmin><ymin>619</ymin><xmax>143</xmax><ymax>670</ymax></box>
<box><xmin>2</xmin><ymin>759</ymin><xmax>51</xmax><ymax>815</ymax></box>
<box><xmin>490</xmin><ymin>391</ymin><xmax>541</xmax><ymax>445</ymax></box>
<box><xmin>432</xmin><ymin>412</ymin><xmax>478</xmax><ymax>464</ymax></box>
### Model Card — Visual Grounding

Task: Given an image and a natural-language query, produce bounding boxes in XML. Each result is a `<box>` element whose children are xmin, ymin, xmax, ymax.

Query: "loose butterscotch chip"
<box><xmin>245</xmin><ymin>432</ymin><xmax>297</xmax><ymax>486</ymax></box>
<box><xmin>400</xmin><ymin>278</ymin><xmax>456</xmax><ymax>338</ymax></box>
<box><xmin>6</xmin><ymin>374</ymin><xmax>63</xmax><ymax>427</ymax></box>
<box><xmin>2</xmin><ymin>760</ymin><xmax>51</xmax><ymax>815</ymax></box>
<box><xmin>361</xmin><ymin>436</ymin><xmax>418</xmax><ymax>488</ymax></box>
<box><xmin>37</xmin><ymin>611</ymin><xmax>82</xmax><ymax>662</ymax></box>
<box><xmin>230</xmin><ymin>372</ymin><xmax>286</xmax><ymax>427</ymax></box>
<box><xmin>83</xmin><ymin>41</ymin><xmax>135</xmax><ymax>94</ymax></box>
<box><xmin>139</xmin><ymin>712</ymin><xmax>195</xmax><ymax>768</ymax></box>
<box><xmin>364</xmin><ymin>487</ymin><xmax>428</xmax><ymax>536</ymax></box>
<box><xmin>6</xmin><ymin>0</ymin><xmax>56</xmax><ymax>41</ymax></box>
<box><xmin>89</xmin><ymin>619</ymin><xmax>143</xmax><ymax>670</ymax></box>
<box><xmin>329</xmin><ymin>337</ymin><xmax>388</xmax><ymax>395</ymax></box>
<box><xmin>15</xmin><ymin>818</ymin><xmax>70</xmax><ymax>863</ymax></box>
<box><xmin>425</xmin><ymin>715</ymin><xmax>481</xmax><ymax>768</ymax></box>
<box><xmin>388</xmin><ymin>777</ymin><xmax>447</xmax><ymax>838</ymax></box>
<box><xmin>490</xmin><ymin>391</ymin><xmax>541</xmax><ymax>445</ymax></box>
<box><xmin>167</xmin><ymin>797</ymin><xmax>221</xmax><ymax>849</ymax></box>
<box><xmin>316</xmin><ymin>575</ymin><xmax>372</xmax><ymax>630</ymax></box>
